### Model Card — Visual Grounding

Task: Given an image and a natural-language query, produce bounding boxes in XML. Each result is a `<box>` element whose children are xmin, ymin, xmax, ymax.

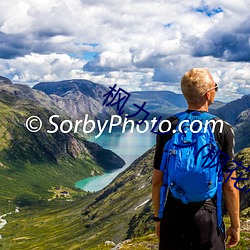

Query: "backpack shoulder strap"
<box><xmin>173</xmin><ymin>111</ymin><xmax>189</xmax><ymax>121</ymax></box>
<box><xmin>201</xmin><ymin>112</ymin><xmax>223</xmax><ymax>230</ymax></box>
<box><xmin>174</xmin><ymin>111</ymin><xmax>217</xmax><ymax>121</ymax></box>
<box><xmin>201</xmin><ymin>112</ymin><xmax>217</xmax><ymax>120</ymax></box>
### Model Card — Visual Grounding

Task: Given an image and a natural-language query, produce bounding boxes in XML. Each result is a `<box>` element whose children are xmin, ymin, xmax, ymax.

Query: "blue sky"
<box><xmin>0</xmin><ymin>0</ymin><xmax>249</xmax><ymax>102</ymax></box>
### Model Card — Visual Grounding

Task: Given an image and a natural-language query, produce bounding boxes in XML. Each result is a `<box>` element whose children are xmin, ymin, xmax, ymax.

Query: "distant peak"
<box><xmin>33</xmin><ymin>79</ymin><xmax>108</xmax><ymax>98</ymax></box>
<box><xmin>0</xmin><ymin>76</ymin><xmax>12</xmax><ymax>85</ymax></box>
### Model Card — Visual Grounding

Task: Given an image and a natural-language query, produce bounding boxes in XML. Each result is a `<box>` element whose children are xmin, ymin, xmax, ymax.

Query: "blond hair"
<box><xmin>181</xmin><ymin>68</ymin><xmax>214</xmax><ymax>104</ymax></box>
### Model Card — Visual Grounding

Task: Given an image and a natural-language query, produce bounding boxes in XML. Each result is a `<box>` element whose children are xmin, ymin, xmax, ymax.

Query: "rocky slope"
<box><xmin>80</xmin><ymin>147</ymin><xmax>154</xmax><ymax>248</ymax></box>
<box><xmin>234</xmin><ymin>108</ymin><xmax>250</xmax><ymax>152</ymax></box>
<box><xmin>210</xmin><ymin>94</ymin><xmax>250</xmax><ymax>152</ymax></box>
<box><xmin>235</xmin><ymin>148</ymin><xmax>250</xmax><ymax>211</ymax></box>
<box><xmin>0</xmin><ymin>76</ymin><xmax>12</xmax><ymax>85</ymax></box>
<box><xmin>213</xmin><ymin>94</ymin><xmax>250</xmax><ymax>126</ymax></box>
<box><xmin>33</xmin><ymin>79</ymin><xmax>117</xmax><ymax>123</ymax></box>
<box><xmin>78</xmin><ymin>146</ymin><xmax>250</xmax><ymax>248</ymax></box>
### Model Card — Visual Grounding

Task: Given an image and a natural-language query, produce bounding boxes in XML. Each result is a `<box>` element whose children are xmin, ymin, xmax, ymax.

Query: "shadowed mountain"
<box><xmin>213</xmin><ymin>94</ymin><xmax>250</xmax><ymax>126</ymax></box>
<box><xmin>209</xmin><ymin>100</ymin><xmax>225</xmax><ymax>111</ymax></box>
<box><xmin>212</xmin><ymin>95</ymin><xmax>250</xmax><ymax>152</ymax></box>
<box><xmin>234</xmin><ymin>108</ymin><xmax>250</xmax><ymax>152</ymax></box>
<box><xmin>127</xmin><ymin>90</ymin><xmax>186</xmax><ymax>118</ymax></box>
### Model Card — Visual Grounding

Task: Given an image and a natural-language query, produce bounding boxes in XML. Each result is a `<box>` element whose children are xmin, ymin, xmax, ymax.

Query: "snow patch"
<box><xmin>134</xmin><ymin>199</ymin><xmax>150</xmax><ymax>210</ymax></box>
<box><xmin>0</xmin><ymin>208</ymin><xmax>20</xmax><ymax>238</ymax></box>
<box><xmin>138</xmin><ymin>185</ymin><xmax>145</xmax><ymax>190</ymax></box>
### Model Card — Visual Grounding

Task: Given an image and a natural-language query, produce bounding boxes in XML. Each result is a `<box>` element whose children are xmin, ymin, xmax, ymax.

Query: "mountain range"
<box><xmin>0</xmin><ymin>76</ymin><xmax>249</xmax><ymax>249</ymax></box>
<box><xmin>0</xmin><ymin>78</ymin><xmax>124</xmax><ymax>213</ymax></box>
<box><xmin>33</xmin><ymin>79</ymin><xmax>249</xmax><ymax>152</ymax></box>
<box><xmin>33</xmin><ymin>80</ymin><xmax>117</xmax><ymax>125</ymax></box>
<box><xmin>32</xmin><ymin>79</ymin><xmax>225</xmax><ymax>121</ymax></box>
<box><xmin>212</xmin><ymin>94</ymin><xmax>250</xmax><ymax>152</ymax></box>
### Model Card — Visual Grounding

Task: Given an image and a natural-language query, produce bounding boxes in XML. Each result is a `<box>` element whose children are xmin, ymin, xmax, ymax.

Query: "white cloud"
<box><xmin>0</xmin><ymin>1</ymin><xmax>31</xmax><ymax>34</ymax></box>
<box><xmin>0</xmin><ymin>0</ymin><xmax>249</xmax><ymax>101</ymax></box>
<box><xmin>0</xmin><ymin>53</ymin><xmax>87</xmax><ymax>86</ymax></box>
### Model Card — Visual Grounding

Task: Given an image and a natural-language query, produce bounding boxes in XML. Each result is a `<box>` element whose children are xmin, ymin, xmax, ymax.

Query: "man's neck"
<box><xmin>187</xmin><ymin>103</ymin><xmax>209</xmax><ymax>112</ymax></box>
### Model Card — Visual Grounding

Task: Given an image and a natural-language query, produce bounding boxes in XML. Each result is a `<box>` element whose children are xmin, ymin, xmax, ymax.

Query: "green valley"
<box><xmin>0</xmin><ymin>78</ymin><xmax>249</xmax><ymax>249</ymax></box>
<box><xmin>0</xmin><ymin>82</ymin><xmax>124</xmax><ymax>214</ymax></box>
<box><xmin>0</xmin><ymin>147</ymin><xmax>249</xmax><ymax>249</ymax></box>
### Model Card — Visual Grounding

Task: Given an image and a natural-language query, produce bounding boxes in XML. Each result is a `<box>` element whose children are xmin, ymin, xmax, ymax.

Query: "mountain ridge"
<box><xmin>0</xmin><ymin>76</ymin><xmax>12</xmax><ymax>85</ymax></box>
<box><xmin>32</xmin><ymin>79</ymin><xmax>227</xmax><ymax>124</ymax></box>
<box><xmin>212</xmin><ymin>94</ymin><xmax>250</xmax><ymax>151</ymax></box>
<box><xmin>0</xmin><ymin>76</ymin><xmax>249</xmax><ymax>249</ymax></box>
<box><xmin>33</xmin><ymin>79</ymin><xmax>117</xmax><ymax>123</ymax></box>
<box><xmin>0</xmin><ymin>80</ymin><xmax>125</xmax><ymax>212</ymax></box>
<box><xmin>213</xmin><ymin>94</ymin><xmax>250</xmax><ymax>125</ymax></box>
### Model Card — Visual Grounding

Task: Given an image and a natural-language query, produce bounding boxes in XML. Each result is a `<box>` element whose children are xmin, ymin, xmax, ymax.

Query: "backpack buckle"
<box><xmin>169</xmin><ymin>149</ymin><xmax>176</xmax><ymax>155</ymax></box>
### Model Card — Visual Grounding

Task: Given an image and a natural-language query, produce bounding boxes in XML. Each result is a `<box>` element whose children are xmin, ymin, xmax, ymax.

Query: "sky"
<box><xmin>0</xmin><ymin>0</ymin><xmax>249</xmax><ymax>102</ymax></box>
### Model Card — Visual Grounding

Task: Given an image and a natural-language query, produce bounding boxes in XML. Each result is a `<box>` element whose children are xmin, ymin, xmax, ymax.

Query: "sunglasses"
<box><xmin>203</xmin><ymin>83</ymin><xmax>218</xmax><ymax>95</ymax></box>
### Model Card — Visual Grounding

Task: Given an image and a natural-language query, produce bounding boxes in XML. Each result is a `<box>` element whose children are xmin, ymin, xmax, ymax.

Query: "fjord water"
<box><xmin>75</xmin><ymin>129</ymin><xmax>156</xmax><ymax>192</ymax></box>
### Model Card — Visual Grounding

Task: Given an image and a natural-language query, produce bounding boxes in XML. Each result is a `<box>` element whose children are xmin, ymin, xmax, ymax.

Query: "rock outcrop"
<box><xmin>0</xmin><ymin>76</ymin><xmax>12</xmax><ymax>85</ymax></box>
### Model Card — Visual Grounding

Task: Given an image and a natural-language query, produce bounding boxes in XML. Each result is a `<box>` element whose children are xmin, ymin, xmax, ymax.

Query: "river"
<box><xmin>75</xmin><ymin>129</ymin><xmax>156</xmax><ymax>192</ymax></box>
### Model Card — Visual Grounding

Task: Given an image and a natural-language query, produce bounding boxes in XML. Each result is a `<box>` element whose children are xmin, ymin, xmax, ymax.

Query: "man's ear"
<box><xmin>204</xmin><ymin>92</ymin><xmax>209</xmax><ymax>100</ymax></box>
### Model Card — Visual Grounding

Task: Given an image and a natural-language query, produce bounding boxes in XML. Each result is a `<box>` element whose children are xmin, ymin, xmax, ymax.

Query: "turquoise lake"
<box><xmin>75</xmin><ymin>129</ymin><xmax>156</xmax><ymax>192</ymax></box>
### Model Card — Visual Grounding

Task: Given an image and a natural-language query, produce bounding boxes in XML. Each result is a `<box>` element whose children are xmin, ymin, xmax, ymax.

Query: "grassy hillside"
<box><xmin>0</xmin><ymin>199</ymin><xmax>89</xmax><ymax>249</ymax></box>
<box><xmin>0</xmin><ymin>79</ymin><xmax>249</xmax><ymax>249</ymax></box>
<box><xmin>89</xmin><ymin>219</ymin><xmax>250</xmax><ymax>250</ymax></box>
<box><xmin>235</xmin><ymin>147</ymin><xmax>250</xmax><ymax>211</ymax></box>
<box><xmin>0</xmin><ymin>147</ymin><xmax>155</xmax><ymax>249</ymax></box>
<box><xmin>0</xmin><ymin>83</ymin><xmax>124</xmax><ymax>213</ymax></box>
<box><xmin>1</xmin><ymin>147</ymin><xmax>249</xmax><ymax>249</ymax></box>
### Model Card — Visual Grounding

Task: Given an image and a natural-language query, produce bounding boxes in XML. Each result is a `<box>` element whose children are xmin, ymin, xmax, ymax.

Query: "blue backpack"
<box><xmin>158</xmin><ymin>111</ymin><xmax>223</xmax><ymax>229</ymax></box>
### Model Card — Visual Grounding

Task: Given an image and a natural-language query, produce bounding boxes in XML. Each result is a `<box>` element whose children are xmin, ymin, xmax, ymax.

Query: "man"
<box><xmin>152</xmin><ymin>68</ymin><xmax>240</xmax><ymax>249</ymax></box>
